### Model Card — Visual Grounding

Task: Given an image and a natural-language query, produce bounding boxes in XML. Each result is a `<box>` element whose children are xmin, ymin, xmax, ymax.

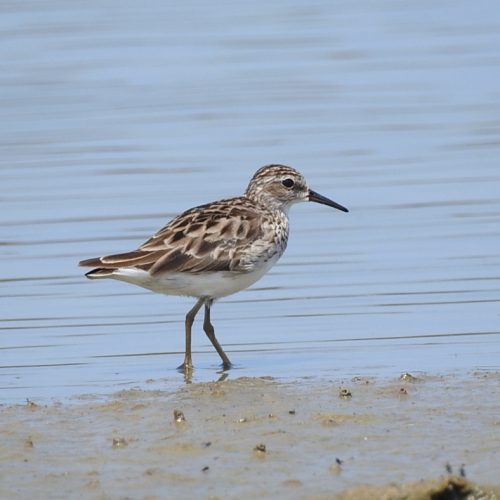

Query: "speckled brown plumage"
<box><xmin>80</xmin><ymin>195</ymin><xmax>288</xmax><ymax>275</ymax></box>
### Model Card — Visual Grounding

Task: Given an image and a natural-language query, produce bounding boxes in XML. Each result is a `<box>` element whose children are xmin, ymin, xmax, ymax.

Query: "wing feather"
<box><xmin>79</xmin><ymin>197</ymin><xmax>272</xmax><ymax>275</ymax></box>
<box><xmin>79</xmin><ymin>250</ymin><xmax>166</xmax><ymax>269</ymax></box>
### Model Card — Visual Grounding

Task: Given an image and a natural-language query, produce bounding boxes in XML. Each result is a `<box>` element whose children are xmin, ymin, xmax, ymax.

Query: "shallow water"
<box><xmin>1</xmin><ymin>1</ymin><xmax>500</xmax><ymax>403</ymax></box>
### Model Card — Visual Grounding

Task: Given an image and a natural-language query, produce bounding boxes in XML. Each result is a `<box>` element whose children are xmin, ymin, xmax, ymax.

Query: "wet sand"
<box><xmin>1</xmin><ymin>372</ymin><xmax>499</xmax><ymax>499</ymax></box>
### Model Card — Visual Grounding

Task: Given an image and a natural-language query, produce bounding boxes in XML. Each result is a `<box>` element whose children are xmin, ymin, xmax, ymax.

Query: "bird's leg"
<box><xmin>203</xmin><ymin>299</ymin><xmax>232</xmax><ymax>370</ymax></box>
<box><xmin>177</xmin><ymin>297</ymin><xmax>204</xmax><ymax>373</ymax></box>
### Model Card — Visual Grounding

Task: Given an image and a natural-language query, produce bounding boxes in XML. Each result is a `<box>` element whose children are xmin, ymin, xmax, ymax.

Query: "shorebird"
<box><xmin>79</xmin><ymin>164</ymin><xmax>348</xmax><ymax>372</ymax></box>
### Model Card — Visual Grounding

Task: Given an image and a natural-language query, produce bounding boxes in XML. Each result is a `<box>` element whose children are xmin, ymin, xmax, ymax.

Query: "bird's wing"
<box><xmin>79</xmin><ymin>198</ymin><xmax>269</xmax><ymax>275</ymax></box>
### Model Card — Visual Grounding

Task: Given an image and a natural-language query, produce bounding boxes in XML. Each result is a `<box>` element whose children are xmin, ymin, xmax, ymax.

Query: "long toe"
<box><xmin>221</xmin><ymin>360</ymin><xmax>233</xmax><ymax>371</ymax></box>
<box><xmin>177</xmin><ymin>362</ymin><xmax>193</xmax><ymax>373</ymax></box>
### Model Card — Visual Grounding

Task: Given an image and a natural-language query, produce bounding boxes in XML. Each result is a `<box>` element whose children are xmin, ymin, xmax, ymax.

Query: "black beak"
<box><xmin>308</xmin><ymin>189</ymin><xmax>349</xmax><ymax>212</ymax></box>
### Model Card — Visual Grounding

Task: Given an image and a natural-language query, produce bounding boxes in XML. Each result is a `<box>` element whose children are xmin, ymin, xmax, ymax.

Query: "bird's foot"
<box><xmin>177</xmin><ymin>360</ymin><xmax>194</xmax><ymax>373</ymax></box>
<box><xmin>220</xmin><ymin>360</ymin><xmax>233</xmax><ymax>371</ymax></box>
<box><xmin>177</xmin><ymin>362</ymin><xmax>193</xmax><ymax>383</ymax></box>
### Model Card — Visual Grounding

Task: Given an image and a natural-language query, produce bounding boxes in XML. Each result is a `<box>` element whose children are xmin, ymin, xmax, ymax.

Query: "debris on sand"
<box><xmin>336</xmin><ymin>475</ymin><xmax>498</xmax><ymax>500</ymax></box>
<box><xmin>173</xmin><ymin>409</ymin><xmax>186</xmax><ymax>423</ymax></box>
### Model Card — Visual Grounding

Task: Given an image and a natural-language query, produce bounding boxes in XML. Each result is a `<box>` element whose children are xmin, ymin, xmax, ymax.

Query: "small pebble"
<box><xmin>112</xmin><ymin>437</ymin><xmax>128</xmax><ymax>449</ymax></box>
<box><xmin>174</xmin><ymin>409</ymin><xmax>186</xmax><ymax>423</ymax></box>
<box><xmin>339</xmin><ymin>388</ymin><xmax>352</xmax><ymax>399</ymax></box>
<box><xmin>254</xmin><ymin>443</ymin><xmax>266</xmax><ymax>453</ymax></box>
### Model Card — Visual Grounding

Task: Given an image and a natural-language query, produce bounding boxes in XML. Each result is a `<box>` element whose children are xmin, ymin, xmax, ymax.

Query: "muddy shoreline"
<box><xmin>1</xmin><ymin>373</ymin><xmax>499</xmax><ymax>499</ymax></box>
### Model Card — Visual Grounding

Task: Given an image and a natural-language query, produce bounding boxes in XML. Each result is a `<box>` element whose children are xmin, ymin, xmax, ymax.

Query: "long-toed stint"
<box><xmin>79</xmin><ymin>164</ymin><xmax>348</xmax><ymax>372</ymax></box>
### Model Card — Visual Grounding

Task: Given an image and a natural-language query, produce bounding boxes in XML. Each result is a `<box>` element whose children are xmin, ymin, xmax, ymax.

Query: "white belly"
<box><xmin>109</xmin><ymin>254</ymin><xmax>280</xmax><ymax>298</ymax></box>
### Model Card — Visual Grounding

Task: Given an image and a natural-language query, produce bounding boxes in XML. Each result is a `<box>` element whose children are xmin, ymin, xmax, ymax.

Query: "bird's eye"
<box><xmin>282</xmin><ymin>178</ymin><xmax>294</xmax><ymax>188</ymax></box>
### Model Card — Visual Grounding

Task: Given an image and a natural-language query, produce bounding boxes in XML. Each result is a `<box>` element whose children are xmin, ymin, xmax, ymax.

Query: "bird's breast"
<box><xmin>237</xmin><ymin>211</ymin><xmax>289</xmax><ymax>272</ymax></box>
